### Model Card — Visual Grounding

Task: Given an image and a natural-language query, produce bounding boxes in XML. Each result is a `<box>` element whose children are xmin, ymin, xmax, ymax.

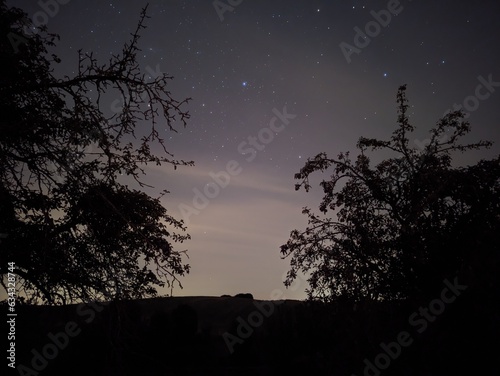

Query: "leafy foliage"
<box><xmin>0</xmin><ymin>3</ymin><xmax>193</xmax><ymax>304</ymax></box>
<box><xmin>281</xmin><ymin>85</ymin><xmax>500</xmax><ymax>302</ymax></box>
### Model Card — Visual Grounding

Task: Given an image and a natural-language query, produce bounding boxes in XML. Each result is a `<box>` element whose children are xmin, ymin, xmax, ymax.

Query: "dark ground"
<box><xmin>5</xmin><ymin>287</ymin><xmax>499</xmax><ymax>376</ymax></box>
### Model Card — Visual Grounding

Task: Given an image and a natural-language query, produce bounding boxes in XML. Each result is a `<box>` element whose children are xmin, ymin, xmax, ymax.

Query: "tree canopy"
<box><xmin>0</xmin><ymin>3</ymin><xmax>193</xmax><ymax>304</ymax></box>
<box><xmin>281</xmin><ymin>85</ymin><xmax>500</xmax><ymax>303</ymax></box>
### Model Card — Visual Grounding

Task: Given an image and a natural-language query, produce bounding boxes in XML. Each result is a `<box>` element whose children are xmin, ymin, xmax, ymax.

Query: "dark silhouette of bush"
<box><xmin>234</xmin><ymin>293</ymin><xmax>253</xmax><ymax>299</ymax></box>
<box><xmin>281</xmin><ymin>84</ymin><xmax>500</xmax><ymax>304</ymax></box>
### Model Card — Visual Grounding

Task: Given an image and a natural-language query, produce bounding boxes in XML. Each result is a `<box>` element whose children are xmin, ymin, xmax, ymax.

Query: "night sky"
<box><xmin>8</xmin><ymin>0</ymin><xmax>500</xmax><ymax>300</ymax></box>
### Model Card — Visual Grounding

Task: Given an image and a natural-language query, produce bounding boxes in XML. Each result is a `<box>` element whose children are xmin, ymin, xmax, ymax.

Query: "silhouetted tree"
<box><xmin>0</xmin><ymin>3</ymin><xmax>193</xmax><ymax>304</ymax></box>
<box><xmin>281</xmin><ymin>85</ymin><xmax>500</xmax><ymax>302</ymax></box>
